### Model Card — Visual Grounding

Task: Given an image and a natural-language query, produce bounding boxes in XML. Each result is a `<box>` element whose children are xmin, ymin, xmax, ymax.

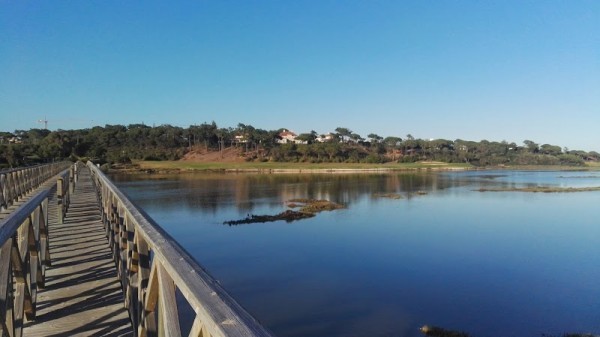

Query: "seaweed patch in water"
<box><xmin>224</xmin><ymin>210</ymin><xmax>315</xmax><ymax>225</ymax></box>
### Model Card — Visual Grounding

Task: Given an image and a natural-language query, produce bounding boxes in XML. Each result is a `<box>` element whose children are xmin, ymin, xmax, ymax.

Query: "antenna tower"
<box><xmin>37</xmin><ymin>117</ymin><xmax>48</xmax><ymax>129</ymax></box>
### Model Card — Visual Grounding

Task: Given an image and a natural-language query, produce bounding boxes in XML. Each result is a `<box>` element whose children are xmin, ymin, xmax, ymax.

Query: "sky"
<box><xmin>1</xmin><ymin>1</ymin><xmax>599</xmax><ymax>151</ymax></box>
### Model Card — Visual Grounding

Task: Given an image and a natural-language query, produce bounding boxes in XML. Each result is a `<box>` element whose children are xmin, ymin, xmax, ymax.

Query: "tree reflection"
<box><xmin>110</xmin><ymin>172</ymin><xmax>472</xmax><ymax>214</ymax></box>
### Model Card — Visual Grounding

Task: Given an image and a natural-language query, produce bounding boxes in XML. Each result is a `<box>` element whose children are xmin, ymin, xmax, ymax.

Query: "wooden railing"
<box><xmin>87</xmin><ymin>162</ymin><xmax>274</xmax><ymax>337</ymax></box>
<box><xmin>0</xmin><ymin>162</ymin><xmax>71</xmax><ymax>213</ymax></box>
<box><xmin>0</xmin><ymin>166</ymin><xmax>72</xmax><ymax>337</ymax></box>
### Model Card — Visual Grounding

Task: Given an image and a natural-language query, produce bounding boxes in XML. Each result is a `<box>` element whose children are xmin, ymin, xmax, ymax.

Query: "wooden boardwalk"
<box><xmin>2</xmin><ymin>162</ymin><xmax>273</xmax><ymax>337</ymax></box>
<box><xmin>23</xmin><ymin>168</ymin><xmax>133</xmax><ymax>337</ymax></box>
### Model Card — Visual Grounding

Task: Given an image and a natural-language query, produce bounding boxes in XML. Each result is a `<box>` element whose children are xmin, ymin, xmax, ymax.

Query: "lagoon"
<box><xmin>109</xmin><ymin>170</ymin><xmax>600</xmax><ymax>337</ymax></box>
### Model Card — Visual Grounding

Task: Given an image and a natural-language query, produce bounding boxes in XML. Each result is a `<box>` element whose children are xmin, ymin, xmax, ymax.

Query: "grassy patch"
<box><xmin>585</xmin><ymin>161</ymin><xmax>600</xmax><ymax>167</ymax></box>
<box><xmin>287</xmin><ymin>199</ymin><xmax>345</xmax><ymax>213</ymax></box>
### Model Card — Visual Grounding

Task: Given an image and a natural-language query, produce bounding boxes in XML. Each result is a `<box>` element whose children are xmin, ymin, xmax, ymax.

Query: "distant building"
<box><xmin>233</xmin><ymin>135</ymin><xmax>248</xmax><ymax>144</ymax></box>
<box><xmin>316</xmin><ymin>133</ymin><xmax>335</xmax><ymax>143</ymax></box>
<box><xmin>8</xmin><ymin>137</ymin><xmax>22</xmax><ymax>144</ymax></box>
<box><xmin>277</xmin><ymin>129</ymin><xmax>305</xmax><ymax>144</ymax></box>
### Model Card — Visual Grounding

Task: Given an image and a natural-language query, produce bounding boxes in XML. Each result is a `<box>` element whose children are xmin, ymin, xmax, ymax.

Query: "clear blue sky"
<box><xmin>1</xmin><ymin>1</ymin><xmax>598</xmax><ymax>150</ymax></box>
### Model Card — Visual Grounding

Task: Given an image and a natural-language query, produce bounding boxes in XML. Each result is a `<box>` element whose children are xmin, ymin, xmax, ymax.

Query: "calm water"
<box><xmin>110</xmin><ymin>170</ymin><xmax>600</xmax><ymax>337</ymax></box>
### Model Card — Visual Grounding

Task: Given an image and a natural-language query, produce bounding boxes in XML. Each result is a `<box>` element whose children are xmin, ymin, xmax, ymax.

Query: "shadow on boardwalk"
<box><xmin>23</xmin><ymin>168</ymin><xmax>133</xmax><ymax>337</ymax></box>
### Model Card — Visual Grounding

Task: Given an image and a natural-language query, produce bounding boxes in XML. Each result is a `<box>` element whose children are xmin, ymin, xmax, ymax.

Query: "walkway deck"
<box><xmin>23</xmin><ymin>168</ymin><xmax>132</xmax><ymax>337</ymax></box>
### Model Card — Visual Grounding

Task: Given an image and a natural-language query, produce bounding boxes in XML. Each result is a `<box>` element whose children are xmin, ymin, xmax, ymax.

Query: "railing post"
<box><xmin>69</xmin><ymin>166</ymin><xmax>75</xmax><ymax>194</ymax></box>
<box><xmin>39</xmin><ymin>196</ymin><xmax>51</xmax><ymax>276</ymax></box>
<box><xmin>0</xmin><ymin>240</ymin><xmax>13</xmax><ymax>337</ymax></box>
<box><xmin>57</xmin><ymin>177</ymin><xmax>64</xmax><ymax>224</ymax></box>
<box><xmin>0</xmin><ymin>173</ymin><xmax>7</xmax><ymax>213</ymax></box>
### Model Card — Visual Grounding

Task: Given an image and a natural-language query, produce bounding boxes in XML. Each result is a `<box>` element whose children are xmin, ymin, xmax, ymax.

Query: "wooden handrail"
<box><xmin>87</xmin><ymin>162</ymin><xmax>274</xmax><ymax>337</ymax></box>
<box><xmin>0</xmin><ymin>162</ymin><xmax>71</xmax><ymax>213</ymax></box>
<box><xmin>0</xmin><ymin>166</ymin><xmax>72</xmax><ymax>337</ymax></box>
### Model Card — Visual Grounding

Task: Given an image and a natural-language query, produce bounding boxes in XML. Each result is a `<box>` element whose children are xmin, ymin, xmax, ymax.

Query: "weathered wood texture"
<box><xmin>22</xmin><ymin>166</ymin><xmax>132</xmax><ymax>337</ymax></box>
<box><xmin>0</xmin><ymin>166</ymin><xmax>72</xmax><ymax>337</ymax></box>
<box><xmin>0</xmin><ymin>163</ymin><xmax>70</xmax><ymax>215</ymax></box>
<box><xmin>88</xmin><ymin>162</ymin><xmax>274</xmax><ymax>337</ymax></box>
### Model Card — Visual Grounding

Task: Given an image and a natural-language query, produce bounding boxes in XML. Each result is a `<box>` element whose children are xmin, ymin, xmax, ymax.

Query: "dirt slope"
<box><xmin>181</xmin><ymin>147</ymin><xmax>247</xmax><ymax>163</ymax></box>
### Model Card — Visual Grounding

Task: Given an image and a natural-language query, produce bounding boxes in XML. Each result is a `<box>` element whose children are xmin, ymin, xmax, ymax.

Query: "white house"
<box><xmin>315</xmin><ymin>133</ymin><xmax>336</xmax><ymax>143</ymax></box>
<box><xmin>277</xmin><ymin>129</ymin><xmax>307</xmax><ymax>144</ymax></box>
<box><xmin>8</xmin><ymin>137</ymin><xmax>22</xmax><ymax>144</ymax></box>
<box><xmin>233</xmin><ymin>135</ymin><xmax>248</xmax><ymax>144</ymax></box>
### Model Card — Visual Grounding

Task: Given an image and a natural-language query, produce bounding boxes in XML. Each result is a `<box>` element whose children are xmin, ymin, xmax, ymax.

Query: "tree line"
<box><xmin>0</xmin><ymin>123</ymin><xmax>598</xmax><ymax>168</ymax></box>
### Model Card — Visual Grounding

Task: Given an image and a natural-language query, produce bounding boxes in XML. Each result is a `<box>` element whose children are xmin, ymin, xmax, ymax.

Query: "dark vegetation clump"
<box><xmin>224</xmin><ymin>210</ymin><xmax>314</xmax><ymax>225</ymax></box>
<box><xmin>419</xmin><ymin>326</ymin><xmax>597</xmax><ymax>337</ymax></box>
<box><xmin>420</xmin><ymin>325</ymin><xmax>470</xmax><ymax>337</ymax></box>
<box><xmin>224</xmin><ymin>199</ymin><xmax>344</xmax><ymax>225</ymax></box>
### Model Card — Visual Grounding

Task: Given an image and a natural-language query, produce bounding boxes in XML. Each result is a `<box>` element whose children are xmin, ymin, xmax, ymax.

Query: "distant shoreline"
<box><xmin>110</xmin><ymin>166</ymin><xmax>475</xmax><ymax>175</ymax></box>
<box><xmin>107</xmin><ymin>160</ymin><xmax>599</xmax><ymax>175</ymax></box>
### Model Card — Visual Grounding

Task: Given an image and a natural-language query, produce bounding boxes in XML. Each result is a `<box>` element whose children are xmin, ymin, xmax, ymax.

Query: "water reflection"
<box><xmin>110</xmin><ymin>172</ymin><xmax>475</xmax><ymax>214</ymax></box>
<box><xmin>110</xmin><ymin>170</ymin><xmax>600</xmax><ymax>217</ymax></box>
